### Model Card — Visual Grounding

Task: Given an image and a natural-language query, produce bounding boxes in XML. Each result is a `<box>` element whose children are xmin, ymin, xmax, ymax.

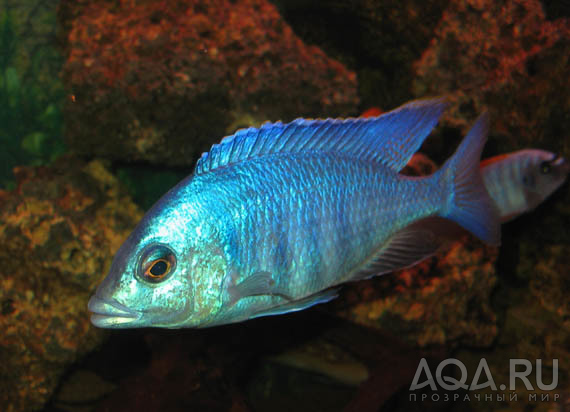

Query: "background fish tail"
<box><xmin>439</xmin><ymin>112</ymin><xmax>501</xmax><ymax>246</ymax></box>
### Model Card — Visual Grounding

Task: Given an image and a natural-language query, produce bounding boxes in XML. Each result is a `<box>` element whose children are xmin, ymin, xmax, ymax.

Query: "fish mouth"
<box><xmin>557</xmin><ymin>157</ymin><xmax>570</xmax><ymax>175</ymax></box>
<box><xmin>549</xmin><ymin>154</ymin><xmax>569</xmax><ymax>173</ymax></box>
<box><xmin>88</xmin><ymin>295</ymin><xmax>142</xmax><ymax>328</ymax></box>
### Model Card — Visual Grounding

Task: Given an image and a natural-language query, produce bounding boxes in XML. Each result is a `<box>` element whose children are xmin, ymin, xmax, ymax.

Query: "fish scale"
<box><xmin>209</xmin><ymin>153</ymin><xmax>435</xmax><ymax>303</ymax></box>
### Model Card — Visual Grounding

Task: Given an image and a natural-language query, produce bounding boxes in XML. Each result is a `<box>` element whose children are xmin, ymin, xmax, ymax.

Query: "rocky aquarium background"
<box><xmin>0</xmin><ymin>0</ymin><xmax>568</xmax><ymax>411</ymax></box>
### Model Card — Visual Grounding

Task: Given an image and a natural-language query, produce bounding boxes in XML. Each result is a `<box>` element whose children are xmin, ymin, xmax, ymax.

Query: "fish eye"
<box><xmin>539</xmin><ymin>161</ymin><xmax>551</xmax><ymax>174</ymax></box>
<box><xmin>138</xmin><ymin>244</ymin><xmax>176</xmax><ymax>284</ymax></box>
<box><xmin>146</xmin><ymin>259</ymin><xmax>170</xmax><ymax>278</ymax></box>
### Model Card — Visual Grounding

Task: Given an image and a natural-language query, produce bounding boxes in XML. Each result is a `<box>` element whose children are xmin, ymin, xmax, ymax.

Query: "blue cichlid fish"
<box><xmin>88</xmin><ymin>98</ymin><xmax>501</xmax><ymax>329</ymax></box>
<box><xmin>481</xmin><ymin>150</ymin><xmax>569</xmax><ymax>222</ymax></box>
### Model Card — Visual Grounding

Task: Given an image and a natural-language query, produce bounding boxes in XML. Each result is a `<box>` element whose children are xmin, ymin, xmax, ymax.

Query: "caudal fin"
<box><xmin>440</xmin><ymin>113</ymin><xmax>501</xmax><ymax>245</ymax></box>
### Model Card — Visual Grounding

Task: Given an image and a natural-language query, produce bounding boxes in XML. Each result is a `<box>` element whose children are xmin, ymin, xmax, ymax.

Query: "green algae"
<box><xmin>0</xmin><ymin>8</ymin><xmax>65</xmax><ymax>190</ymax></box>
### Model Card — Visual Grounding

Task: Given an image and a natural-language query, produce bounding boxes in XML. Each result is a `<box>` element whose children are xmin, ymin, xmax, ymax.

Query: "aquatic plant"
<box><xmin>0</xmin><ymin>8</ymin><xmax>65</xmax><ymax>189</ymax></box>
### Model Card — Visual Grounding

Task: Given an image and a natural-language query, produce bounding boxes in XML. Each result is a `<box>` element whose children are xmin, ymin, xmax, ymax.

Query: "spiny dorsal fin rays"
<box><xmin>195</xmin><ymin>97</ymin><xmax>448</xmax><ymax>175</ymax></box>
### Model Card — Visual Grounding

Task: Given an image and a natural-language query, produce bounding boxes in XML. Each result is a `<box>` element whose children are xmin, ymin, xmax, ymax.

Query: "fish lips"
<box><xmin>556</xmin><ymin>156</ymin><xmax>570</xmax><ymax>175</ymax></box>
<box><xmin>88</xmin><ymin>295</ymin><xmax>142</xmax><ymax>328</ymax></box>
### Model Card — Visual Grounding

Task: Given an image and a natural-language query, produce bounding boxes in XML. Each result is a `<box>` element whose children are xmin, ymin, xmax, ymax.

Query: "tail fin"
<box><xmin>439</xmin><ymin>113</ymin><xmax>501</xmax><ymax>245</ymax></box>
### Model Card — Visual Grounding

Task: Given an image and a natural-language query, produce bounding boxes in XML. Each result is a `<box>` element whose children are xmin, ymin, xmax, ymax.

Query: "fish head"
<box><xmin>89</xmin><ymin>183</ymin><xmax>227</xmax><ymax>328</ymax></box>
<box><xmin>519</xmin><ymin>150</ymin><xmax>569</xmax><ymax>208</ymax></box>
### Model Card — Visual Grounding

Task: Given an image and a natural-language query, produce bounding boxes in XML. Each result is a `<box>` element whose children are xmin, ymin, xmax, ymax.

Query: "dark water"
<box><xmin>1</xmin><ymin>1</ymin><xmax>568</xmax><ymax>411</ymax></box>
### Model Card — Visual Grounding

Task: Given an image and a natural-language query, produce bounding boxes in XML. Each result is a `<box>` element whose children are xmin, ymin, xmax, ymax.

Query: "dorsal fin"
<box><xmin>195</xmin><ymin>97</ymin><xmax>447</xmax><ymax>175</ymax></box>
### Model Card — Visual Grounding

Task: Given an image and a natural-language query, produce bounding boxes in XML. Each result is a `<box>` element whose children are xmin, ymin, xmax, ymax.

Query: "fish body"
<box><xmin>481</xmin><ymin>150</ymin><xmax>569</xmax><ymax>222</ymax></box>
<box><xmin>88</xmin><ymin>98</ymin><xmax>500</xmax><ymax>329</ymax></box>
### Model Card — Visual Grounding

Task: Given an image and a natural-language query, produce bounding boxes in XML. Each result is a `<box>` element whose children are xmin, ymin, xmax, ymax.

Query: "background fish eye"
<box><xmin>539</xmin><ymin>161</ymin><xmax>552</xmax><ymax>175</ymax></box>
<box><xmin>137</xmin><ymin>244</ymin><xmax>177</xmax><ymax>284</ymax></box>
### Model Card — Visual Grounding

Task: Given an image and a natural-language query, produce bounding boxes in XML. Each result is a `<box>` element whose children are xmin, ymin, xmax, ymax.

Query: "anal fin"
<box><xmin>353</xmin><ymin>217</ymin><xmax>447</xmax><ymax>280</ymax></box>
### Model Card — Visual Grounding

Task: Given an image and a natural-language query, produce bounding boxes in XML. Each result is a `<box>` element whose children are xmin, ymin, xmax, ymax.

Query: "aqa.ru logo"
<box><xmin>409</xmin><ymin>358</ymin><xmax>559</xmax><ymax>403</ymax></box>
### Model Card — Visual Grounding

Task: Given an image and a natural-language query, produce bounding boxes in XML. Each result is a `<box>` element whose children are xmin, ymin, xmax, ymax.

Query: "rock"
<box><xmin>0</xmin><ymin>157</ymin><xmax>142</xmax><ymax>411</ymax></box>
<box><xmin>57</xmin><ymin>0</ymin><xmax>359</xmax><ymax>166</ymax></box>
<box><xmin>273</xmin><ymin>0</ymin><xmax>447</xmax><ymax>109</ymax></box>
<box><xmin>528</xmin><ymin>243</ymin><xmax>570</xmax><ymax>329</ymax></box>
<box><xmin>54</xmin><ymin>369</ymin><xmax>116</xmax><ymax>406</ymax></box>
<box><xmin>413</xmin><ymin>0</ymin><xmax>570</xmax><ymax>156</ymax></box>
<box><xmin>455</xmin><ymin>286</ymin><xmax>569</xmax><ymax>411</ymax></box>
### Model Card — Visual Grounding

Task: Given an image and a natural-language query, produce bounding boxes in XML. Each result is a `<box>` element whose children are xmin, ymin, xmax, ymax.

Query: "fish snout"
<box><xmin>88</xmin><ymin>294</ymin><xmax>141</xmax><ymax>328</ymax></box>
<box><xmin>556</xmin><ymin>155</ymin><xmax>570</xmax><ymax>176</ymax></box>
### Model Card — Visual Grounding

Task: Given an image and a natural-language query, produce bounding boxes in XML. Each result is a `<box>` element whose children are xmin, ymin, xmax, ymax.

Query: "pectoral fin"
<box><xmin>225</xmin><ymin>271</ymin><xmax>292</xmax><ymax>306</ymax></box>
